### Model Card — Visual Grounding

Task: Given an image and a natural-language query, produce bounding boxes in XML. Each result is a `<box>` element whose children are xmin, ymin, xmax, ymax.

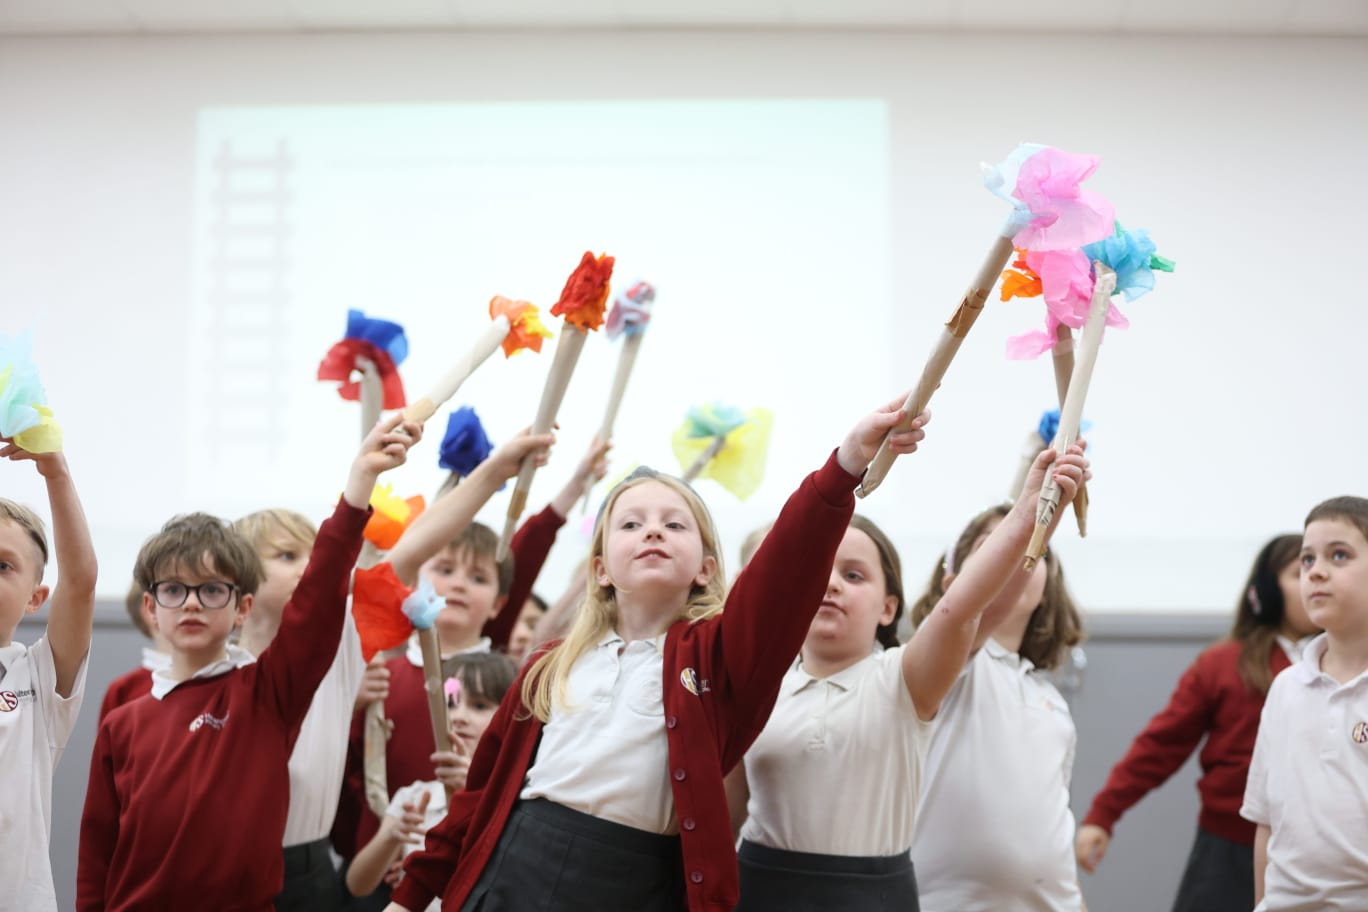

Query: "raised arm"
<box><xmin>2</xmin><ymin>446</ymin><xmax>97</xmax><ymax>697</ymax></box>
<box><xmin>722</xmin><ymin>397</ymin><xmax>928</xmax><ymax>724</ymax></box>
<box><xmin>902</xmin><ymin>444</ymin><xmax>1087</xmax><ymax>720</ymax></box>
<box><xmin>388</xmin><ymin>430</ymin><xmax>555</xmax><ymax>588</ymax></box>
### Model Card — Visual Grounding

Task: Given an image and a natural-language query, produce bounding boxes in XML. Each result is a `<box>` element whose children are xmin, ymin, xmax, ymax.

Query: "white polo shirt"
<box><xmin>521</xmin><ymin>631</ymin><xmax>675</xmax><ymax>834</ymax></box>
<box><xmin>910</xmin><ymin>640</ymin><xmax>1082</xmax><ymax>912</ymax></box>
<box><xmin>1242</xmin><ymin>633</ymin><xmax>1368</xmax><ymax>911</ymax></box>
<box><xmin>281</xmin><ymin>612</ymin><xmax>367</xmax><ymax>846</ymax></box>
<box><xmin>740</xmin><ymin>646</ymin><xmax>932</xmax><ymax>857</ymax></box>
<box><xmin>0</xmin><ymin>636</ymin><xmax>88</xmax><ymax>912</ymax></box>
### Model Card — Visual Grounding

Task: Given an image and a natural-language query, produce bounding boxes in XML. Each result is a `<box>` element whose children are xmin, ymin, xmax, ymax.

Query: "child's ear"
<box><xmin>234</xmin><ymin>592</ymin><xmax>253</xmax><ymax>627</ymax></box>
<box><xmin>693</xmin><ymin>556</ymin><xmax>718</xmax><ymax>589</ymax></box>
<box><xmin>142</xmin><ymin>591</ymin><xmax>161</xmax><ymax>633</ymax></box>
<box><xmin>880</xmin><ymin>594</ymin><xmax>898</xmax><ymax>626</ymax></box>
<box><xmin>592</xmin><ymin>555</ymin><xmax>611</xmax><ymax>589</ymax></box>
<box><xmin>941</xmin><ymin>570</ymin><xmax>956</xmax><ymax>590</ymax></box>
<box><xmin>26</xmin><ymin>584</ymin><xmax>50</xmax><ymax>615</ymax></box>
<box><xmin>490</xmin><ymin>594</ymin><xmax>507</xmax><ymax>620</ymax></box>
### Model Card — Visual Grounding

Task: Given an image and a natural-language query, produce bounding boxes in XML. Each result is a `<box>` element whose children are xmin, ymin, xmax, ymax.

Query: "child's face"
<box><xmin>1300</xmin><ymin>519</ymin><xmax>1368</xmax><ymax>636</ymax></box>
<box><xmin>0</xmin><ymin>520</ymin><xmax>46</xmax><ymax>643</ymax></box>
<box><xmin>145</xmin><ymin>557</ymin><xmax>251</xmax><ymax>660</ymax></box>
<box><xmin>254</xmin><ymin>537</ymin><xmax>312</xmax><ymax>619</ymax></box>
<box><xmin>594</xmin><ymin>481</ymin><xmax>714</xmax><ymax>601</ymax></box>
<box><xmin>447</xmin><ymin>681</ymin><xmax>499</xmax><ymax>754</ymax></box>
<box><xmin>423</xmin><ymin>546</ymin><xmax>502</xmax><ymax>649</ymax></box>
<box><xmin>508</xmin><ymin>599</ymin><xmax>544</xmax><ymax>662</ymax></box>
<box><xmin>1277</xmin><ymin>557</ymin><xmax>1318</xmax><ymax>639</ymax></box>
<box><xmin>806</xmin><ymin>526</ymin><xmax>896</xmax><ymax>653</ymax></box>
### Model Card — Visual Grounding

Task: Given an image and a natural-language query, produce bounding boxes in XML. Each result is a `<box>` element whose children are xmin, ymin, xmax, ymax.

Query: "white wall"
<box><xmin>1</xmin><ymin>29</ymin><xmax>1365</xmax><ymax>614</ymax></box>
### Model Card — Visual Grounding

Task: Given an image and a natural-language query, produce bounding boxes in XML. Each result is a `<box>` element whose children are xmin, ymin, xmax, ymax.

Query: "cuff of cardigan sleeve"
<box><xmin>391</xmin><ymin>877</ymin><xmax>435</xmax><ymax>911</ymax></box>
<box><xmin>811</xmin><ymin>448</ymin><xmax>861</xmax><ymax>506</ymax></box>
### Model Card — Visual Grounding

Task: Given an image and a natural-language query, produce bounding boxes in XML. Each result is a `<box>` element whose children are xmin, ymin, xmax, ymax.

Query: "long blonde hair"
<box><xmin>520</xmin><ymin>468</ymin><xmax>727</xmax><ymax>721</ymax></box>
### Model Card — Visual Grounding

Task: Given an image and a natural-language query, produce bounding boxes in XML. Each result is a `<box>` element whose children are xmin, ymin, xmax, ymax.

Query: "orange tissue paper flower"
<box><xmin>363</xmin><ymin>484</ymin><xmax>426</xmax><ymax>551</ymax></box>
<box><xmin>352</xmin><ymin>563</ymin><xmax>416</xmax><ymax>661</ymax></box>
<box><xmin>550</xmin><ymin>251</ymin><xmax>615</xmax><ymax>331</ymax></box>
<box><xmin>1000</xmin><ymin>249</ymin><xmax>1043</xmax><ymax>301</ymax></box>
<box><xmin>490</xmin><ymin>296</ymin><xmax>553</xmax><ymax>357</ymax></box>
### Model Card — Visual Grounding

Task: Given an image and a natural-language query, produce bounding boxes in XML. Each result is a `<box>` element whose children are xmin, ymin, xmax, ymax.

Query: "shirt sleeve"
<box><xmin>1240</xmin><ymin>687</ymin><xmax>1277</xmax><ymax>827</ymax></box>
<box><xmin>31</xmin><ymin>635</ymin><xmax>87</xmax><ymax>752</ymax></box>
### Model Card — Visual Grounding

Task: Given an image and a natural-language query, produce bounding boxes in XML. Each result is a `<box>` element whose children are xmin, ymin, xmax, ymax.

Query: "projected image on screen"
<box><xmin>189</xmin><ymin>100</ymin><xmax>894</xmax><ymax>533</ymax></box>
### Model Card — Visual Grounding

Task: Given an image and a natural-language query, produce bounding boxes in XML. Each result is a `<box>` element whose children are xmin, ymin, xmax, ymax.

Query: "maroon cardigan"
<box><xmin>1082</xmin><ymin>638</ymin><xmax>1292</xmax><ymax>845</ymax></box>
<box><xmin>393</xmin><ymin>451</ymin><xmax>860</xmax><ymax>912</ymax></box>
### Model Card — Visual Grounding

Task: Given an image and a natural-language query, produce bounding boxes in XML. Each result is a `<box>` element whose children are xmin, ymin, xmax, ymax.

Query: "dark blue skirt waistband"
<box><xmin>519</xmin><ymin>799</ymin><xmax>682</xmax><ymax>859</ymax></box>
<box><xmin>738</xmin><ymin>839</ymin><xmax>912</xmax><ymax>876</ymax></box>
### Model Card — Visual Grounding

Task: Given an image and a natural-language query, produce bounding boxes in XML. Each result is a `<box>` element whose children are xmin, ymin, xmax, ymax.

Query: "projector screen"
<box><xmin>180</xmin><ymin>99</ymin><xmax>895</xmax><ymax>602</ymax></box>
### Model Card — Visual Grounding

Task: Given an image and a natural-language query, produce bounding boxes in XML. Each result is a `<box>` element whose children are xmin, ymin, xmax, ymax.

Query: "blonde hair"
<box><xmin>520</xmin><ymin>468</ymin><xmax>727</xmax><ymax>722</ymax></box>
<box><xmin>0</xmin><ymin>498</ymin><xmax>48</xmax><ymax>577</ymax></box>
<box><xmin>232</xmin><ymin>508</ymin><xmax>318</xmax><ymax>555</ymax></box>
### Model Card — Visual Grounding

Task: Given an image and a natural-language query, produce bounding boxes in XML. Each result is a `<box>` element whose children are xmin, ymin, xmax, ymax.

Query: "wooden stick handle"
<box><xmin>497</xmin><ymin>327</ymin><xmax>589</xmax><ymax>559</ymax></box>
<box><xmin>858</xmin><ymin>233</ymin><xmax>1014</xmax><ymax>497</ymax></box>
<box><xmin>417</xmin><ymin>627</ymin><xmax>454</xmax><ymax>797</ymax></box>
<box><xmin>1025</xmin><ymin>263</ymin><xmax>1115</xmax><ymax>569</ymax></box>
<box><xmin>358</xmin><ymin>358</ymin><xmax>384</xmax><ymax>436</ymax></box>
<box><xmin>361</xmin><ymin>691</ymin><xmax>390</xmax><ymax>816</ymax></box>
<box><xmin>403</xmin><ymin>315</ymin><xmax>510</xmax><ymax>425</ymax></box>
<box><xmin>1052</xmin><ymin>323</ymin><xmax>1090</xmax><ymax>536</ymax></box>
<box><xmin>580</xmin><ymin>332</ymin><xmax>645</xmax><ymax>512</ymax></box>
<box><xmin>682</xmin><ymin>435</ymin><xmax>727</xmax><ymax>483</ymax></box>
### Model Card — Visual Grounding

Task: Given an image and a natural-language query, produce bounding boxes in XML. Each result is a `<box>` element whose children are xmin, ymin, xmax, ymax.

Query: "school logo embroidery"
<box><xmin>0</xmin><ymin>691</ymin><xmax>17</xmax><ymax>712</ymax></box>
<box><xmin>679</xmin><ymin>668</ymin><xmax>710</xmax><ymax>696</ymax></box>
<box><xmin>188</xmin><ymin>711</ymin><xmax>229</xmax><ymax>733</ymax></box>
<box><xmin>1352</xmin><ymin>721</ymin><xmax>1368</xmax><ymax>744</ymax></box>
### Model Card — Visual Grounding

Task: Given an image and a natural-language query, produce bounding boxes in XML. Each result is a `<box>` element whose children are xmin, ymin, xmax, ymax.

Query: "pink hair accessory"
<box><xmin>444</xmin><ymin>678</ymin><xmax>462</xmax><ymax>701</ymax></box>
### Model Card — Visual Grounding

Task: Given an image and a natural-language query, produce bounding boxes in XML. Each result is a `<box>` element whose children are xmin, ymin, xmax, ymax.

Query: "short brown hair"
<box><xmin>0</xmin><ymin>498</ymin><xmax>48</xmax><ymax>577</ymax></box>
<box><xmin>124</xmin><ymin>579</ymin><xmax>151</xmax><ymax>638</ymax></box>
<box><xmin>441</xmin><ymin>523</ymin><xmax>514</xmax><ymax>596</ymax></box>
<box><xmin>910</xmin><ymin>504</ymin><xmax>1084</xmax><ymax>671</ymax></box>
<box><xmin>232</xmin><ymin>508</ymin><xmax>318</xmax><ymax>555</ymax></box>
<box><xmin>133</xmin><ymin>513</ymin><xmax>264</xmax><ymax>596</ymax></box>
<box><xmin>1305</xmin><ymin>496</ymin><xmax>1368</xmax><ymax>544</ymax></box>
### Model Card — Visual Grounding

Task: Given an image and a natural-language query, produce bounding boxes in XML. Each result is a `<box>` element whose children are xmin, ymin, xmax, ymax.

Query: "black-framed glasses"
<box><xmin>150</xmin><ymin>580</ymin><xmax>239</xmax><ymax>610</ymax></box>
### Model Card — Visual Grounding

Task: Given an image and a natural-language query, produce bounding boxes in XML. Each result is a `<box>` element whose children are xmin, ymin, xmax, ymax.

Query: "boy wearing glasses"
<box><xmin>76</xmin><ymin>415</ymin><xmax>421</xmax><ymax>911</ymax></box>
<box><xmin>0</xmin><ymin>446</ymin><xmax>97</xmax><ymax>912</ymax></box>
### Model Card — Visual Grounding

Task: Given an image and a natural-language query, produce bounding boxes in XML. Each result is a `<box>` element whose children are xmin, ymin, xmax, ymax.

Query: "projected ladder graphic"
<box><xmin>204</xmin><ymin>139</ymin><xmax>293</xmax><ymax>466</ymax></box>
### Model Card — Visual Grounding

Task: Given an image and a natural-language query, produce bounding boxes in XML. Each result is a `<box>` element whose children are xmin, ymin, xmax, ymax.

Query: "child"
<box><xmin>383</xmin><ymin>396</ymin><xmax>930</xmax><ymax>912</ymax></box>
<box><xmin>1242</xmin><ymin>498</ymin><xmax>1368</xmax><ymax>909</ymax></box>
<box><xmin>76</xmin><ymin>414</ymin><xmax>419</xmax><ymax>911</ymax></box>
<box><xmin>347</xmin><ymin>652</ymin><xmax>519</xmax><ymax>905</ymax></box>
<box><xmin>728</xmin><ymin>446</ymin><xmax>1088</xmax><ymax>911</ymax></box>
<box><xmin>909</xmin><ymin>503</ymin><xmax>1086</xmax><ymax>911</ymax></box>
<box><xmin>341</xmin><ymin>431</ymin><xmax>570</xmax><ymax>873</ymax></box>
<box><xmin>232</xmin><ymin>507</ymin><xmax>366</xmax><ymax>911</ymax></box>
<box><xmin>1078</xmin><ymin>533</ymin><xmax>1314</xmax><ymax>912</ymax></box>
<box><xmin>506</xmin><ymin>593</ymin><xmax>547</xmax><ymax>665</ymax></box>
<box><xmin>0</xmin><ymin>444</ymin><xmax>97</xmax><ymax>912</ymax></box>
<box><xmin>97</xmin><ymin>580</ymin><xmax>171</xmax><ymax>722</ymax></box>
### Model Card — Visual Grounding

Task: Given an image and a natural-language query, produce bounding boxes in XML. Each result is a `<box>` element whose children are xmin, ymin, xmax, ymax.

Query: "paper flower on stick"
<box><xmin>317</xmin><ymin>309</ymin><xmax>409</xmax><ymax>408</ymax></box>
<box><xmin>671</xmin><ymin>404</ymin><xmax>773</xmax><ymax>501</ymax></box>
<box><xmin>983</xmin><ymin>144</ymin><xmax>1115</xmax><ymax>250</ymax></box>
<box><xmin>489</xmin><ymin>296</ymin><xmax>552</xmax><ymax>357</ymax></box>
<box><xmin>352</xmin><ymin>563</ymin><xmax>416</xmax><ymax>661</ymax></box>
<box><xmin>0</xmin><ymin>333</ymin><xmax>63</xmax><ymax>453</ymax></box>
<box><xmin>364</xmin><ymin>483</ymin><xmax>426</xmax><ymax>551</ymax></box>
<box><xmin>402</xmin><ymin>577</ymin><xmax>444</xmax><ymax>631</ymax></box>
<box><xmin>438</xmin><ymin>406</ymin><xmax>494</xmax><ymax>476</ymax></box>
<box><xmin>1003</xmin><ymin>222</ymin><xmax>1174</xmax><ymax>359</ymax></box>
<box><xmin>605</xmin><ymin>280</ymin><xmax>656</xmax><ymax>340</ymax></box>
<box><xmin>550</xmin><ymin>252</ymin><xmax>615</xmax><ymax>331</ymax></box>
<box><xmin>1082</xmin><ymin>222</ymin><xmax>1176</xmax><ymax>302</ymax></box>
